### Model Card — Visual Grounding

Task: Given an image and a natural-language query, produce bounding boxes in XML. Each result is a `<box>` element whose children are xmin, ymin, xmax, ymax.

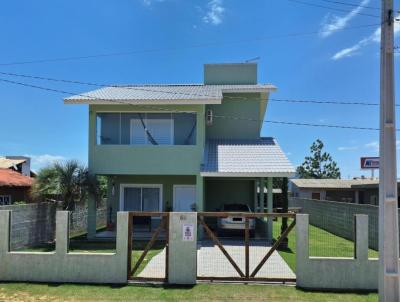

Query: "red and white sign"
<box><xmin>361</xmin><ymin>157</ymin><xmax>380</xmax><ymax>169</ymax></box>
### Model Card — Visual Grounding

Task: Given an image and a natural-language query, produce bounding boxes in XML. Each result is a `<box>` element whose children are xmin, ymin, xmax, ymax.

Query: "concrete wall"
<box><xmin>3</xmin><ymin>203</ymin><xmax>56</xmax><ymax>250</ymax></box>
<box><xmin>296</xmin><ymin>214</ymin><xmax>380</xmax><ymax>290</ymax></box>
<box><xmin>0</xmin><ymin>211</ymin><xmax>129</xmax><ymax>284</ymax></box>
<box><xmin>2</xmin><ymin>202</ymin><xmax>107</xmax><ymax>250</ymax></box>
<box><xmin>70</xmin><ymin>200</ymin><xmax>107</xmax><ymax>237</ymax></box>
<box><xmin>168</xmin><ymin>212</ymin><xmax>197</xmax><ymax>284</ymax></box>
<box><xmin>289</xmin><ymin>197</ymin><xmax>389</xmax><ymax>250</ymax></box>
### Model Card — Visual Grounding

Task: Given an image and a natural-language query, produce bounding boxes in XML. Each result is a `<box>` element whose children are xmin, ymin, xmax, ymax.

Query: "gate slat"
<box><xmin>250</xmin><ymin>218</ymin><xmax>296</xmax><ymax>278</ymax></box>
<box><xmin>199</xmin><ymin>215</ymin><xmax>245</xmax><ymax>277</ymax></box>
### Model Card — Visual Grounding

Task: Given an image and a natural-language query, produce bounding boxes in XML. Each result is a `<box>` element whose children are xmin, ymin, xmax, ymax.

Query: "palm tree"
<box><xmin>32</xmin><ymin>160</ymin><xmax>105</xmax><ymax>210</ymax></box>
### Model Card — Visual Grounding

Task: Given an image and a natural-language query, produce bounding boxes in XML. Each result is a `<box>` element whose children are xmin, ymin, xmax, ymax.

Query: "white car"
<box><xmin>217</xmin><ymin>204</ymin><xmax>256</xmax><ymax>237</ymax></box>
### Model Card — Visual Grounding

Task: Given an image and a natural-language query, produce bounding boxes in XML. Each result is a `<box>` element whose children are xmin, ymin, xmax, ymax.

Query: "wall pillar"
<box><xmin>87</xmin><ymin>193</ymin><xmax>97</xmax><ymax>240</ymax></box>
<box><xmin>267</xmin><ymin>177</ymin><xmax>273</xmax><ymax>241</ymax></box>
<box><xmin>56</xmin><ymin>211</ymin><xmax>69</xmax><ymax>255</ymax></box>
<box><xmin>355</xmin><ymin>190</ymin><xmax>360</xmax><ymax>204</ymax></box>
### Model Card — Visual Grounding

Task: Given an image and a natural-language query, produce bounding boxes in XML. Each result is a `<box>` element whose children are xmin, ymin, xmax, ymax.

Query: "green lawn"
<box><xmin>273</xmin><ymin>219</ymin><xmax>379</xmax><ymax>272</ymax></box>
<box><xmin>0</xmin><ymin>282</ymin><xmax>377</xmax><ymax>302</ymax></box>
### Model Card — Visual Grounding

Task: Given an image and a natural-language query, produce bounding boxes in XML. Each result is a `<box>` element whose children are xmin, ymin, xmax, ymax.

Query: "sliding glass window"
<box><xmin>96</xmin><ymin>112</ymin><xmax>196</xmax><ymax>145</ymax></box>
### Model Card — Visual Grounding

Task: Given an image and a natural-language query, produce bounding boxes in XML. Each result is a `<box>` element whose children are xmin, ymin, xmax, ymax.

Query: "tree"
<box><xmin>32</xmin><ymin>160</ymin><xmax>105</xmax><ymax>210</ymax></box>
<box><xmin>296</xmin><ymin>139</ymin><xmax>341</xmax><ymax>179</ymax></box>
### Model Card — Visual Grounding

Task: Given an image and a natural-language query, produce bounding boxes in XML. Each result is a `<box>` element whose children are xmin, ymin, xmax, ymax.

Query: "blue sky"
<box><xmin>0</xmin><ymin>0</ymin><xmax>399</xmax><ymax>178</ymax></box>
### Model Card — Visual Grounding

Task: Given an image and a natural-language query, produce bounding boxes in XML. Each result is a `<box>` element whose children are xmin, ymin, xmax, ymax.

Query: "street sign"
<box><xmin>360</xmin><ymin>157</ymin><xmax>380</xmax><ymax>169</ymax></box>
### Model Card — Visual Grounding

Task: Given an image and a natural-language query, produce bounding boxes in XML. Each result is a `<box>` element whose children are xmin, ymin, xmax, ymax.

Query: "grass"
<box><xmin>273</xmin><ymin>219</ymin><xmax>379</xmax><ymax>272</ymax></box>
<box><xmin>0</xmin><ymin>282</ymin><xmax>378</xmax><ymax>302</ymax></box>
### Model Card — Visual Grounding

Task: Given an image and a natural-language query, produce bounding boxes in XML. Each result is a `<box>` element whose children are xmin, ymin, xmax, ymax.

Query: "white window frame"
<box><xmin>129</xmin><ymin>113</ymin><xmax>174</xmax><ymax>145</ymax></box>
<box><xmin>119</xmin><ymin>184</ymin><xmax>163</xmax><ymax>213</ymax></box>
<box><xmin>0</xmin><ymin>195</ymin><xmax>11</xmax><ymax>206</ymax></box>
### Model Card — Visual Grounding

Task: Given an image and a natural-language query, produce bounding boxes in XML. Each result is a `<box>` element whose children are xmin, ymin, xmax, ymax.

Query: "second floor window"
<box><xmin>96</xmin><ymin>112</ymin><xmax>196</xmax><ymax>146</ymax></box>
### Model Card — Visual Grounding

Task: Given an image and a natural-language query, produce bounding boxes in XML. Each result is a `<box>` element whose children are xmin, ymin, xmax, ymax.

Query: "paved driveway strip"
<box><xmin>138</xmin><ymin>240</ymin><xmax>295</xmax><ymax>279</ymax></box>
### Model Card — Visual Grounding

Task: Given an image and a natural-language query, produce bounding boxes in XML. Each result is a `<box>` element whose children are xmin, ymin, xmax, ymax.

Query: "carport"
<box><xmin>200</xmin><ymin>138</ymin><xmax>295</xmax><ymax>240</ymax></box>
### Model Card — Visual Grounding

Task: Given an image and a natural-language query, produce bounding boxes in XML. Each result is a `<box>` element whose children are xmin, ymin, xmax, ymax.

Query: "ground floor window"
<box><xmin>0</xmin><ymin>195</ymin><xmax>11</xmax><ymax>205</ymax></box>
<box><xmin>120</xmin><ymin>184</ymin><xmax>162</xmax><ymax>212</ymax></box>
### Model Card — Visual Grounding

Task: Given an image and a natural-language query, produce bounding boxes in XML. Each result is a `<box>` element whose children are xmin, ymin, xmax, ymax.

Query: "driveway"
<box><xmin>138</xmin><ymin>240</ymin><xmax>295</xmax><ymax>279</ymax></box>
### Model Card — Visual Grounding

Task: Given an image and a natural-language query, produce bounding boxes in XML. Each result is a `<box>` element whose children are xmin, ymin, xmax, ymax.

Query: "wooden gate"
<box><xmin>197</xmin><ymin>212</ymin><xmax>296</xmax><ymax>283</ymax></box>
<box><xmin>127</xmin><ymin>212</ymin><xmax>169</xmax><ymax>282</ymax></box>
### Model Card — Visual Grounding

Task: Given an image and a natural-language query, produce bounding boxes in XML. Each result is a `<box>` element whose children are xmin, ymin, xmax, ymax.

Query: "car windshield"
<box><xmin>223</xmin><ymin>204</ymin><xmax>250</xmax><ymax>212</ymax></box>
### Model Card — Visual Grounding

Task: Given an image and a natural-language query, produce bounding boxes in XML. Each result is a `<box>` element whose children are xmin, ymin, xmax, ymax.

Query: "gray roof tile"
<box><xmin>64</xmin><ymin>84</ymin><xmax>276</xmax><ymax>105</ymax></box>
<box><xmin>201</xmin><ymin>138</ymin><xmax>295</xmax><ymax>177</ymax></box>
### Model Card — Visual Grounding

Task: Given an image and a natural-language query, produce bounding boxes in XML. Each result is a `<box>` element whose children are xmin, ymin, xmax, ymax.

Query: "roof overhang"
<box><xmin>200</xmin><ymin>172</ymin><xmax>295</xmax><ymax>178</ymax></box>
<box><xmin>64</xmin><ymin>98</ymin><xmax>222</xmax><ymax>105</ymax></box>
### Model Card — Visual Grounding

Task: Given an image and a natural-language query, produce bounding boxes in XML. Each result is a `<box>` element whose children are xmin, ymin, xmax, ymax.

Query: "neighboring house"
<box><xmin>0</xmin><ymin>169</ymin><xmax>33</xmax><ymax>205</ymax></box>
<box><xmin>0</xmin><ymin>156</ymin><xmax>35</xmax><ymax>177</ymax></box>
<box><xmin>64</xmin><ymin>63</ymin><xmax>295</xmax><ymax>237</ymax></box>
<box><xmin>0</xmin><ymin>156</ymin><xmax>35</xmax><ymax>205</ymax></box>
<box><xmin>290</xmin><ymin>178</ymin><xmax>388</xmax><ymax>205</ymax></box>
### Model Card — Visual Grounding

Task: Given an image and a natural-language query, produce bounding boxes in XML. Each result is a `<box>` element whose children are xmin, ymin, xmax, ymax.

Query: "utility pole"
<box><xmin>379</xmin><ymin>0</ymin><xmax>400</xmax><ymax>300</ymax></box>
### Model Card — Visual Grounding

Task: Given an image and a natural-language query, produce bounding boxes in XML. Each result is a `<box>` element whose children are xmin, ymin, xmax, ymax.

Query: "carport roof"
<box><xmin>200</xmin><ymin>138</ymin><xmax>295</xmax><ymax>177</ymax></box>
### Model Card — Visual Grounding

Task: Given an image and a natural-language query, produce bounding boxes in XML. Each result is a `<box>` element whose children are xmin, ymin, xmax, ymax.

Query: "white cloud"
<box><xmin>338</xmin><ymin>146</ymin><xmax>358</xmax><ymax>151</ymax></box>
<box><xmin>203</xmin><ymin>0</ymin><xmax>225</xmax><ymax>25</ymax></box>
<box><xmin>142</xmin><ymin>0</ymin><xmax>164</xmax><ymax>6</ymax></box>
<box><xmin>320</xmin><ymin>0</ymin><xmax>370</xmax><ymax>38</ymax></box>
<box><xmin>365</xmin><ymin>141</ymin><xmax>379</xmax><ymax>151</ymax></box>
<box><xmin>332</xmin><ymin>16</ymin><xmax>400</xmax><ymax>60</ymax></box>
<box><xmin>25</xmin><ymin>154</ymin><xmax>67</xmax><ymax>172</ymax></box>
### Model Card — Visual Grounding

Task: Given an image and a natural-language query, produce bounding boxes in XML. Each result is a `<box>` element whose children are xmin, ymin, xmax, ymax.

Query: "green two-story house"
<box><xmin>64</xmin><ymin>63</ymin><xmax>295</xmax><ymax>238</ymax></box>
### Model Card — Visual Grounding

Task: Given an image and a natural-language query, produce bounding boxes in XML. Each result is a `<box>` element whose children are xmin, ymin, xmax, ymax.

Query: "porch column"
<box><xmin>259</xmin><ymin>177</ymin><xmax>265</xmax><ymax>213</ymax></box>
<box><xmin>254</xmin><ymin>179</ymin><xmax>259</xmax><ymax>212</ymax></box>
<box><xmin>196</xmin><ymin>175</ymin><xmax>204</xmax><ymax>238</ymax></box>
<box><xmin>87</xmin><ymin>192</ymin><xmax>96</xmax><ymax>239</ymax></box>
<box><xmin>267</xmin><ymin>177</ymin><xmax>273</xmax><ymax>241</ymax></box>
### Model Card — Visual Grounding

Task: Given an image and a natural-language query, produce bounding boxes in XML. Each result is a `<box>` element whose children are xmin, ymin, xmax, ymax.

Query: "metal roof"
<box><xmin>290</xmin><ymin>178</ymin><xmax>379</xmax><ymax>189</ymax></box>
<box><xmin>0</xmin><ymin>157</ymin><xmax>26</xmax><ymax>169</ymax></box>
<box><xmin>64</xmin><ymin>84</ymin><xmax>276</xmax><ymax>105</ymax></box>
<box><xmin>201</xmin><ymin>138</ymin><xmax>295</xmax><ymax>177</ymax></box>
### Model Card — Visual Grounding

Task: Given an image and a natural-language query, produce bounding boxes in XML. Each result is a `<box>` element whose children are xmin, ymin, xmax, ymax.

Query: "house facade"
<box><xmin>64</xmin><ymin>63</ymin><xmax>295</xmax><ymax>238</ymax></box>
<box><xmin>290</xmin><ymin>178</ymin><xmax>388</xmax><ymax>205</ymax></box>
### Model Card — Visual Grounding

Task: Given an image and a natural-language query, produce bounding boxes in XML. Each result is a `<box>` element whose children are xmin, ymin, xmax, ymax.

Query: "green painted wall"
<box><xmin>204</xmin><ymin>178</ymin><xmax>255</xmax><ymax>211</ymax></box>
<box><xmin>204</xmin><ymin>63</ymin><xmax>257</xmax><ymax>85</ymax></box>
<box><xmin>107</xmin><ymin>175</ymin><xmax>196</xmax><ymax>222</ymax></box>
<box><xmin>88</xmin><ymin>104</ymin><xmax>205</xmax><ymax>175</ymax></box>
<box><xmin>206</xmin><ymin>93</ymin><xmax>266</xmax><ymax>139</ymax></box>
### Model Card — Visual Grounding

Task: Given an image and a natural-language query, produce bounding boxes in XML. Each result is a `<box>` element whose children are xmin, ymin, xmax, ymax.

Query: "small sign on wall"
<box><xmin>182</xmin><ymin>224</ymin><xmax>194</xmax><ymax>241</ymax></box>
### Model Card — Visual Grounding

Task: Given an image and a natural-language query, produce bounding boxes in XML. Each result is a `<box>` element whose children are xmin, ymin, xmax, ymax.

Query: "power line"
<box><xmin>286</xmin><ymin>0</ymin><xmax>380</xmax><ymax>18</ymax></box>
<box><xmin>0</xmin><ymin>70</ymin><xmax>388</xmax><ymax>107</ymax></box>
<box><xmin>0</xmin><ymin>77</ymin><xmax>388</xmax><ymax>132</ymax></box>
<box><xmin>0</xmin><ymin>23</ymin><xmax>380</xmax><ymax>66</ymax></box>
<box><xmin>213</xmin><ymin>114</ymin><xmax>380</xmax><ymax>131</ymax></box>
<box><xmin>316</xmin><ymin>0</ymin><xmax>380</xmax><ymax>10</ymax></box>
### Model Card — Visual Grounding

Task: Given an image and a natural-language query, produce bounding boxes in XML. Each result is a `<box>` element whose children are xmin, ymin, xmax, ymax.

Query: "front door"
<box><xmin>173</xmin><ymin>185</ymin><xmax>196</xmax><ymax>212</ymax></box>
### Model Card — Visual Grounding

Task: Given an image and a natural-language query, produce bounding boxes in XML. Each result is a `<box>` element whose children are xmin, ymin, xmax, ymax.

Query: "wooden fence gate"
<box><xmin>127</xmin><ymin>212</ymin><xmax>169</xmax><ymax>282</ymax></box>
<box><xmin>197</xmin><ymin>212</ymin><xmax>296</xmax><ymax>283</ymax></box>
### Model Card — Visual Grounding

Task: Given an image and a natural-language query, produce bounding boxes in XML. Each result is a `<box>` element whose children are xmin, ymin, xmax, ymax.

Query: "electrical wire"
<box><xmin>286</xmin><ymin>0</ymin><xmax>380</xmax><ymax>18</ymax></box>
<box><xmin>0</xmin><ymin>77</ymin><xmax>387</xmax><ymax>132</ymax></box>
<box><xmin>0</xmin><ymin>70</ymin><xmax>387</xmax><ymax>107</ymax></box>
<box><xmin>316</xmin><ymin>0</ymin><xmax>380</xmax><ymax>10</ymax></box>
<box><xmin>0</xmin><ymin>23</ymin><xmax>380</xmax><ymax>66</ymax></box>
